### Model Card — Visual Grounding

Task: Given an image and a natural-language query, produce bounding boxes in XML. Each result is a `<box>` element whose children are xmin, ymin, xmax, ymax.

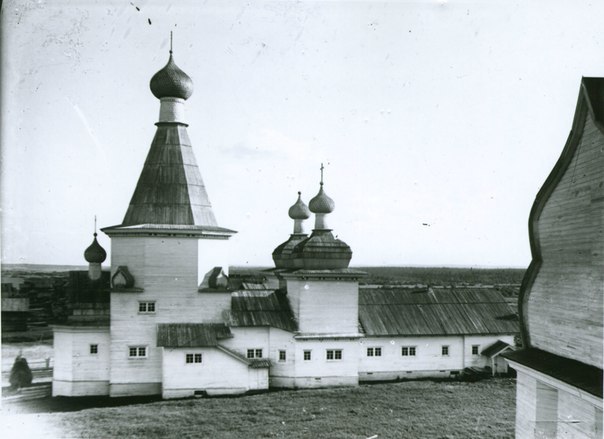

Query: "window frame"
<box><xmin>367</xmin><ymin>347</ymin><xmax>382</xmax><ymax>357</ymax></box>
<box><xmin>138</xmin><ymin>301</ymin><xmax>156</xmax><ymax>314</ymax></box>
<box><xmin>186</xmin><ymin>353</ymin><xmax>202</xmax><ymax>364</ymax></box>
<box><xmin>246</xmin><ymin>348</ymin><xmax>263</xmax><ymax>359</ymax></box>
<box><xmin>303</xmin><ymin>350</ymin><xmax>312</xmax><ymax>361</ymax></box>
<box><xmin>472</xmin><ymin>345</ymin><xmax>480</xmax><ymax>356</ymax></box>
<box><xmin>402</xmin><ymin>346</ymin><xmax>417</xmax><ymax>357</ymax></box>
<box><xmin>90</xmin><ymin>344</ymin><xmax>98</xmax><ymax>355</ymax></box>
<box><xmin>128</xmin><ymin>345</ymin><xmax>147</xmax><ymax>358</ymax></box>
<box><xmin>442</xmin><ymin>345</ymin><xmax>450</xmax><ymax>357</ymax></box>
<box><xmin>326</xmin><ymin>349</ymin><xmax>343</xmax><ymax>361</ymax></box>
<box><xmin>278</xmin><ymin>350</ymin><xmax>286</xmax><ymax>362</ymax></box>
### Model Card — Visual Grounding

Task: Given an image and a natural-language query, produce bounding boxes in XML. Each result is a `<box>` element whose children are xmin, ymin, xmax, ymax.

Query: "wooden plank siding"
<box><xmin>109</xmin><ymin>236</ymin><xmax>232</xmax><ymax>396</ymax></box>
<box><xmin>522</xmin><ymin>82</ymin><xmax>604</xmax><ymax>368</ymax></box>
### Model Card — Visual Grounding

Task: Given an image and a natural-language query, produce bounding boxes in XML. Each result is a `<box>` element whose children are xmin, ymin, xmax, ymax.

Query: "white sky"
<box><xmin>1</xmin><ymin>0</ymin><xmax>602</xmax><ymax>268</ymax></box>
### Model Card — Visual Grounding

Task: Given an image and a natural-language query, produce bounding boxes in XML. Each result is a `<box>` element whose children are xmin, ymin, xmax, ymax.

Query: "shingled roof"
<box><xmin>227</xmin><ymin>290</ymin><xmax>298</xmax><ymax>332</ymax></box>
<box><xmin>157</xmin><ymin>323</ymin><xmax>232</xmax><ymax>347</ymax></box>
<box><xmin>359</xmin><ymin>287</ymin><xmax>518</xmax><ymax>336</ymax></box>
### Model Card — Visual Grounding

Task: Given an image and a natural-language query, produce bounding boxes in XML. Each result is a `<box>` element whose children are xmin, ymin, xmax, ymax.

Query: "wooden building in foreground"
<box><xmin>505</xmin><ymin>78</ymin><xmax>604</xmax><ymax>438</ymax></box>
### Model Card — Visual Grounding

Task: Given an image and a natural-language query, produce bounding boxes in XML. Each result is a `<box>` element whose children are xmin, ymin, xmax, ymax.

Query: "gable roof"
<box><xmin>157</xmin><ymin>323</ymin><xmax>232</xmax><ymax>347</ymax></box>
<box><xmin>481</xmin><ymin>340</ymin><xmax>515</xmax><ymax>358</ymax></box>
<box><xmin>359</xmin><ymin>287</ymin><xmax>518</xmax><ymax>336</ymax></box>
<box><xmin>227</xmin><ymin>290</ymin><xmax>298</xmax><ymax>332</ymax></box>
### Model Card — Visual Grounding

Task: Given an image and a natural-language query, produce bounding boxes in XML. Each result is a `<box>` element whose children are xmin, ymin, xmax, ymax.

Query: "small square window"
<box><xmin>367</xmin><ymin>347</ymin><xmax>374</xmax><ymax>357</ymax></box>
<box><xmin>90</xmin><ymin>344</ymin><xmax>98</xmax><ymax>355</ymax></box>
<box><xmin>278</xmin><ymin>350</ymin><xmax>286</xmax><ymax>362</ymax></box>
<box><xmin>186</xmin><ymin>353</ymin><xmax>194</xmax><ymax>363</ymax></box>
<box><xmin>129</xmin><ymin>346</ymin><xmax>147</xmax><ymax>358</ymax></box>
<box><xmin>374</xmin><ymin>347</ymin><xmax>382</xmax><ymax>357</ymax></box>
<box><xmin>138</xmin><ymin>301</ymin><xmax>156</xmax><ymax>314</ymax></box>
<box><xmin>194</xmin><ymin>353</ymin><xmax>202</xmax><ymax>363</ymax></box>
<box><xmin>247</xmin><ymin>349</ymin><xmax>255</xmax><ymax>359</ymax></box>
<box><xmin>326</xmin><ymin>349</ymin><xmax>342</xmax><ymax>361</ymax></box>
<box><xmin>472</xmin><ymin>345</ymin><xmax>480</xmax><ymax>355</ymax></box>
<box><xmin>442</xmin><ymin>346</ymin><xmax>449</xmax><ymax>356</ymax></box>
<box><xmin>255</xmin><ymin>349</ymin><xmax>263</xmax><ymax>358</ymax></box>
<box><xmin>303</xmin><ymin>350</ymin><xmax>311</xmax><ymax>361</ymax></box>
<box><xmin>402</xmin><ymin>346</ymin><xmax>416</xmax><ymax>356</ymax></box>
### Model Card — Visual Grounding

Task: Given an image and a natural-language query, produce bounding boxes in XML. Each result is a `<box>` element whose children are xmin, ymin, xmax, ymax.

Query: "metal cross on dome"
<box><xmin>320</xmin><ymin>163</ymin><xmax>324</xmax><ymax>186</ymax></box>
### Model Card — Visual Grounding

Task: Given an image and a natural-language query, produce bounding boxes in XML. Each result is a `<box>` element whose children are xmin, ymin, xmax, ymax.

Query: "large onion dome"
<box><xmin>288</xmin><ymin>192</ymin><xmax>311</xmax><ymax>220</ymax></box>
<box><xmin>149</xmin><ymin>53</ymin><xmax>194</xmax><ymax>100</ymax></box>
<box><xmin>84</xmin><ymin>233</ymin><xmax>107</xmax><ymax>264</ymax></box>
<box><xmin>308</xmin><ymin>184</ymin><xmax>335</xmax><ymax>214</ymax></box>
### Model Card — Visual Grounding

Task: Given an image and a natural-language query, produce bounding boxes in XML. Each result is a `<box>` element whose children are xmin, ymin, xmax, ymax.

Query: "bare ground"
<box><xmin>1</xmin><ymin>378</ymin><xmax>516</xmax><ymax>439</ymax></box>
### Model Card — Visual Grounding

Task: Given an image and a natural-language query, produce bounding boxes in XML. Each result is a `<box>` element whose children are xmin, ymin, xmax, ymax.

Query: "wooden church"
<box><xmin>52</xmin><ymin>45</ymin><xmax>519</xmax><ymax>399</ymax></box>
<box><xmin>505</xmin><ymin>78</ymin><xmax>604</xmax><ymax>438</ymax></box>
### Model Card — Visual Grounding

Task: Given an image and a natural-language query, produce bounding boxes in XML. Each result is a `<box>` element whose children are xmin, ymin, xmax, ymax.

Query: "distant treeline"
<box><xmin>355</xmin><ymin>266</ymin><xmax>526</xmax><ymax>287</ymax></box>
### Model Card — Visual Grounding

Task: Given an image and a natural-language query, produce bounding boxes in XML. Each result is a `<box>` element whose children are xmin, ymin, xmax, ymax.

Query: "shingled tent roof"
<box><xmin>121</xmin><ymin>125</ymin><xmax>219</xmax><ymax>227</ymax></box>
<box><xmin>359</xmin><ymin>287</ymin><xmax>519</xmax><ymax>336</ymax></box>
<box><xmin>227</xmin><ymin>290</ymin><xmax>298</xmax><ymax>332</ymax></box>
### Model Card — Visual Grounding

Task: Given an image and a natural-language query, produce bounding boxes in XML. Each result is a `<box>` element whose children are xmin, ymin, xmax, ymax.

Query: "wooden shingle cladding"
<box><xmin>358</xmin><ymin>288</ymin><xmax>518</xmax><ymax>336</ymax></box>
<box><xmin>227</xmin><ymin>290</ymin><xmax>298</xmax><ymax>332</ymax></box>
<box><xmin>156</xmin><ymin>323</ymin><xmax>233</xmax><ymax>347</ymax></box>
<box><xmin>519</xmin><ymin>77</ymin><xmax>604</xmax><ymax>368</ymax></box>
<box><xmin>120</xmin><ymin>124</ymin><xmax>220</xmax><ymax>228</ymax></box>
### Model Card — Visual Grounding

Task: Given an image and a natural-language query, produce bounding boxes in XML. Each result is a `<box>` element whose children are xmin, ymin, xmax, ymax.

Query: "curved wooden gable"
<box><xmin>519</xmin><ymin>78</ymin><xmax>604</xmax><ymax>368</ymax></box>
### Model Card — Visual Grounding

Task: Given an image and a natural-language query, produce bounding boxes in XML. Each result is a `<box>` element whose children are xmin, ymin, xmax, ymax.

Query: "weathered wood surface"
<box><xmin>525</xmin><ymin>101</ymin><xmax>604</xmax><ymax>368</ymax></box>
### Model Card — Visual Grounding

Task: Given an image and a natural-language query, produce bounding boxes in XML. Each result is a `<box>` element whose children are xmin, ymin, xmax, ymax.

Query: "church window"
<box><xmin>129</xmin><ymin>346</ymin><xmax>147</xmax><ymax>358</ymax></box>
<box><xmin>303</xmin><ymin>350</ymin><xmax>312</xmax><ymax>361</ymax></box>
<box><xmin>402</xmin><ymin>346</ymin><xmax>416</xmax><ymax>356</ymax></box>
<box><xmin>278</xmin><ymin>350</ymin><xmax>286</xmax><ymax>362</ymax></box>
<box><xmin>90</xmin><ymin>344</ymin><xmax>98</xmax><ymax>355</ymax></box>
<box><xmin>247</xmin><ymin>349</ymin><xmax>263</xmax><ymax>359</ymax></box>
<box><xmin>186</xmin><ymin>353</ymin><xmax>202</xmax><ymax>364</ymax></box>
<box><xmin>367</xmin><ymin>347</ymin><xmax>382</xmax><ymax>357</ymax></box>
<box><xmin>326</xmin><ymin>349</ymin><xmax>342</xmax><ymax>361</ymax></box>
<box><xmin>138</xmin><ymin>301</ymin><xmax>156</xmax><ymax>314</ymax></box>
<box><xmin>442</xmin><ymin>345</ymin><xmax>449</xmax><ymax>356</ymax></box>
<box><xmin>472</xmin><ymin>345</ymin><xmax>480</xmax><ymax>355</ymax></box>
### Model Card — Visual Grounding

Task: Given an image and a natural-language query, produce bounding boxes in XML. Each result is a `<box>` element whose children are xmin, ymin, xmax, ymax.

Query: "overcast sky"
<box><xmin>1</xmin><ymin>0</ymin><xmax>602</xmax><ymax>268</ymax></box>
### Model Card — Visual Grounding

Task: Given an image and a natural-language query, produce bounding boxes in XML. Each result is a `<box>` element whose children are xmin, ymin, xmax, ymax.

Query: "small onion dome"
<box><xmin>84</xmin><ymin>233</ymin><xmax>107</xmax><ymax>264</ymax></box>
<box><xmin>288</xmin><ymin>192</ymin><xmax>311</xmax><ymax>220</ymax></box>
<box><xmin>309</xmin><ymin>184</ymin><xmax>335</xmax><ymax>214</ymax></box>
<box><xmin>149</xmin><ymin>53</ymin><xmax>194</xmax><ymax>100</ymax></box>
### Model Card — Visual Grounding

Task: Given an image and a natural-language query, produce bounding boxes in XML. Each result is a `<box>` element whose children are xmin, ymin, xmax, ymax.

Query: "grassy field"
<box><xmin>3</xmin><ymin>378</ymin><xmax>516</xmax><ymax>438</ymax></box>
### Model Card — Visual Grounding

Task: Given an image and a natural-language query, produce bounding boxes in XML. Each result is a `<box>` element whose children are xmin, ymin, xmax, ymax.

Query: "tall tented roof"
<box><xmin>359</xmin><ymin>287</ymin><xmax>518</xmax><ymax>336</ymax></box>
<box><xmin>119</xmin><ymin>125</ymin><xmax>222</xmax><ymax>228</ymax></box>
<box><xmin>150</xmin><ymin>53</ymin><xmax>193</xmax><ymax>100</ymax></box>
